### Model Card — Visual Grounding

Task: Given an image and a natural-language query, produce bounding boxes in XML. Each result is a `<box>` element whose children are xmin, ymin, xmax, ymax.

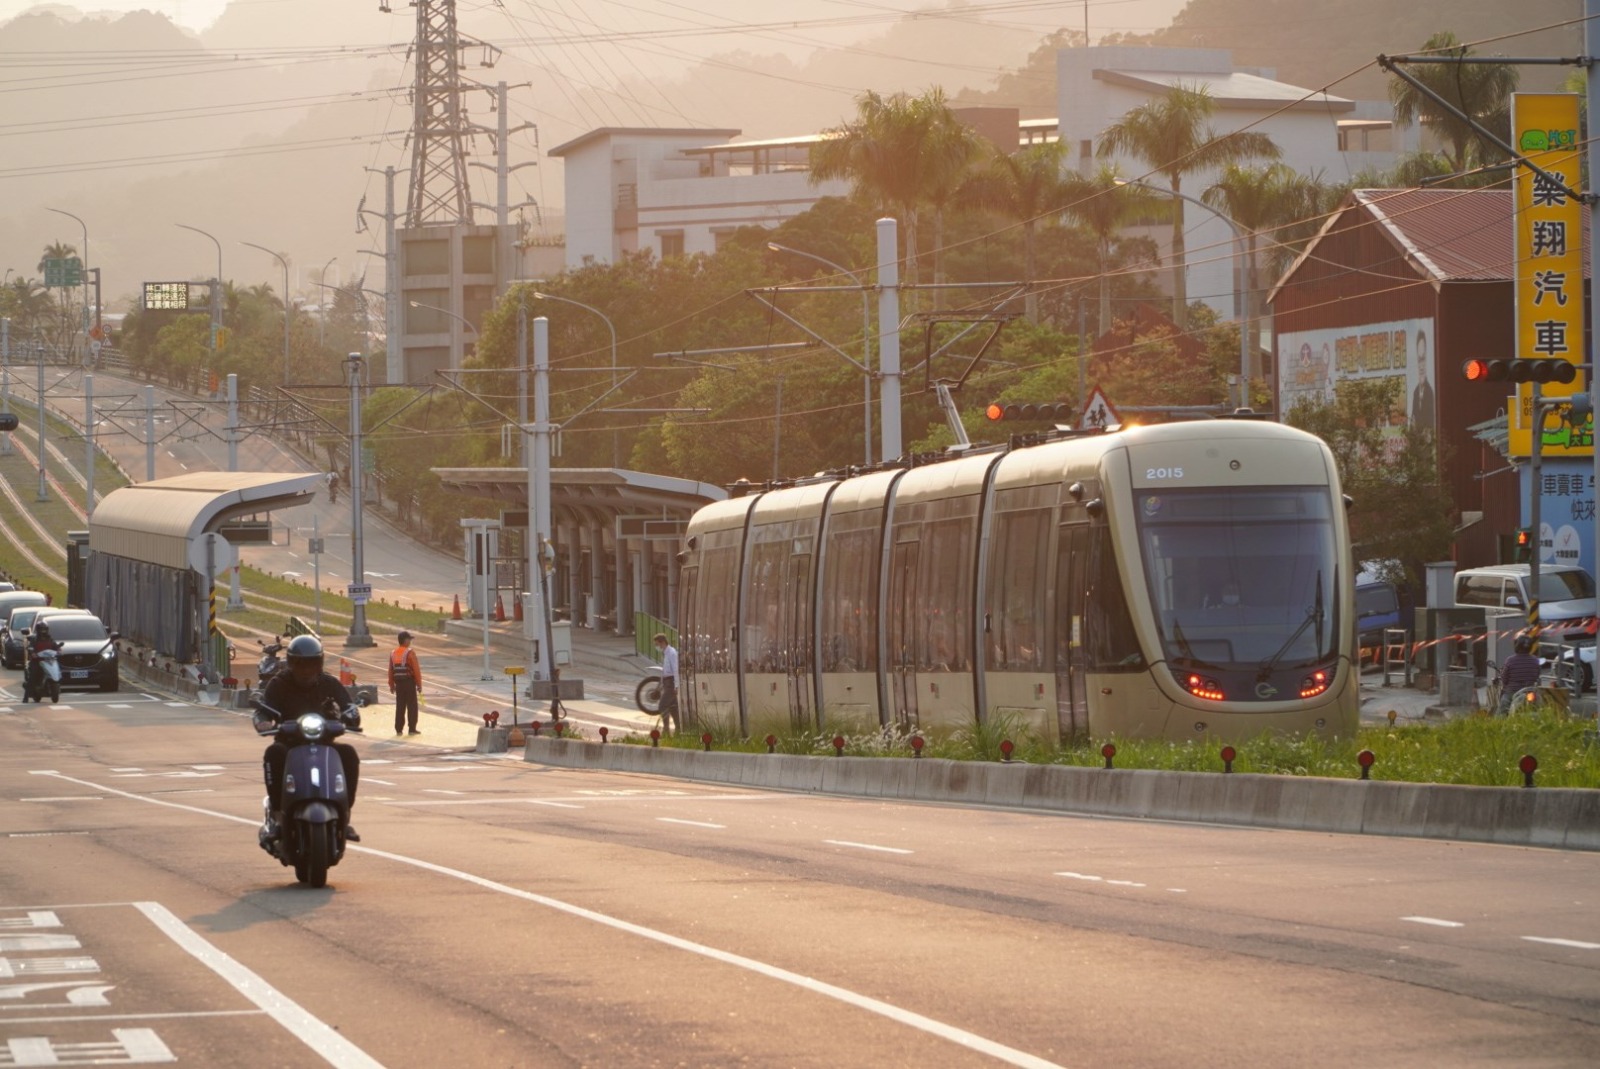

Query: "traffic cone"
<box><xmin>494</xmin><ymin>594</ymin><xmax>506</xmax><ymax>622</ymax></box>
<box><xmin>452</xmin><ymin>594</ymin><xmax>462</xmax><ymax>621</ymax></box>
<box><xmin>513</xmin><ymin>594</ymin><xmax>524</xmax><ymax>622</ymax></box>
<box><xmin>338</xmin><ymin>658</ymin><xmax>355</xmax><ymax>686</ymax></box>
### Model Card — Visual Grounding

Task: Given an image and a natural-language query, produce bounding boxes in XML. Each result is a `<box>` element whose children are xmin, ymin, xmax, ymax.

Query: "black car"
<box><xmin>36</xmin><ymin>614</ymin><xmax>121</xmax><ymax>692</ymax></box>
<box><xmin>4</xmin><ymin>607</ymin><xmax>90</xmax><ymax>670</ymax></box>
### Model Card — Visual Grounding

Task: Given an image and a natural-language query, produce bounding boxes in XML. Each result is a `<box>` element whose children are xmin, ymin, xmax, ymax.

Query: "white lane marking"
<box><xmin>3</xmin><ymin>1009</ymin><xmax>265</xmax><ymax>1025</ymax></box>
<box><xmin>1522</xmin><ymin>936</ymin><xmax>1600</xmax><ymax>950</ymax></box>
<box><xmin>20</xmin><ymin>798</ymin><xmax>103</xmax><ymax>803</ymax></box>
<box><xmin>1166</xmin><ymin>888</ymin><xmax>1188</xmax><ymax>894</ymax></box>
<box><xmin>1402</xmin><ymin>916</ymin><xmax>1465</xmax><ymax>928</ymax></box>
<box><xmin>657</xmin><ymin>817</ymin><xmax>725</xmax><ymax>829</ymax></box>
<box><xmin>392</xmin><ymin>793</ymin><xmax>758</xmax><ymax>808</ymax></box>
<box><xmin>824</xmin><ymin>839</ymin><xmax>912</xmax><ymax>855</ymax></box>
<box><xmin>42</xmin><ymin>771</ymin><xmax>1068</xmax><ymax>1069</ymax></box>
<box><xmin>529</xmin><ymin>800</ymin><xmax>583</xmax><ymax>809</ymax></box>
<box><xmin>423</xmin><ymin>789</ymin><xmax>467</xmax><ymax>796</ymax></box>
<box><xmin>363</xmin><ymin>778</ymin><xmax>397</xmax><ymax>787</ymax></box>
<box><xmin>135</xmin><ymin>902</ymin><xmax>385</xmax><ymax>1069</ymax></box>
<box><xmin>1055</xmin><ymin>872</ymin><xmax>1101</xmax><ymax>882</ymax></box>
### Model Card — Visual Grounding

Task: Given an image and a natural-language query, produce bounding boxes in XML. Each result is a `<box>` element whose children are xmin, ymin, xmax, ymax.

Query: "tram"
<box><xmin>675</xmin><ymin>417</ymin><xmax>1359</xmax><ymax>744</ymax></box>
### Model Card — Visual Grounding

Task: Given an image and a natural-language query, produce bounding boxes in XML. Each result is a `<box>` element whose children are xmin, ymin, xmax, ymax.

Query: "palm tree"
<box><xmin>1203</xmin><ymin>163</ymin><xmax>1314</xmax><ymax>379</ymax></box>
<box><xmin>1389</xmin><ymin>31</ymin><xmax>1519</xmax><ymax>175</ymax></box>
<box><xmin>809</xmin><ymin>89</ymin><xmax>979</xmax><ymax>297</ymax></box>
<box><xmin>1057</xmin><ymin>165</ymin><xmax>1165</xmax><ymax>335</ymax></box>
<box><xmin>1096</xmin><ymin>84</ymin><xmax>1279</xmax><ymax>328</ymax></box>
<box><xmin>958</xmin><ymin>141</ymin><xmax>1083</xmax><ymax>321</ymax></box>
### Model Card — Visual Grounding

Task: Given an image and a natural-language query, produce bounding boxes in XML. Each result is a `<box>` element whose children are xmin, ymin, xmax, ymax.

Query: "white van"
<box><xmin>1453</xmin><ymin>564</ymin><xmax>1597</xmax><ymax>639</ymax></box>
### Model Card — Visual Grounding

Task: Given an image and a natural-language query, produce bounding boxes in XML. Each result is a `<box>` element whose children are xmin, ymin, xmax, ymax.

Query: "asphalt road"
<box><xmin>2</xmin><ymin>689</ymin><xmax>1597</xmax><ymax>1068</ymax></box>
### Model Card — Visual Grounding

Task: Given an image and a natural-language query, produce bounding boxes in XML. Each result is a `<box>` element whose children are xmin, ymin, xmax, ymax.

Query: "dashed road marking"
<box><xmin>657</xmin><ymin>817</ymin><xmax>725</xmax><ymax>829</ymax></box>
<box><xmin>824</xmin><ymin>839</ymin><xmax>911</xmax><ymax>855</ymax></box>
<box><xmin>1402</xmin><ymin>916</ymin><xmax>1465</xmax><ymax>928</ymax></box>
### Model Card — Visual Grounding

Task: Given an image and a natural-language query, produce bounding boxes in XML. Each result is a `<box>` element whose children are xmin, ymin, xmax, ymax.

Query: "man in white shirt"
<box><xmin>653</xmin><ymin>633</ymin><xmax>680</xmax><ymax>736</ymax></box>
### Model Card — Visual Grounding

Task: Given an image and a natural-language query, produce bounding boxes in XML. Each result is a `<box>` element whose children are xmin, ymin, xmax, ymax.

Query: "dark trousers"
<box><xmin>393</xmin><ymin>680</ymin><xmax>419</xmax><ymax>732</ymax></box>
<box><xmin>263</xmin><ymin>741</ymin><xmax>359</xmax><ymax>814</ymax></box>
<box><xmin>660</xmin><ymin>677</ymin><xmax>679</xmax><ymax>735</ymax></box>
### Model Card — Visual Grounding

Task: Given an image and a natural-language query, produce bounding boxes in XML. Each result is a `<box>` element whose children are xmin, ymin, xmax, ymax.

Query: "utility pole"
<box><xmin>359</xmin><ymin>166</ymin><xmax>401</xmax><ymax>383</ymax></box>
<box><xmin>344</xmin><ymin>353</ymin><xmax>374</xmax><ymax>647</ymax></box>
<box><xmin>876</xmin><ymin>218</ymin><xmax>903</xmax><ymax>463</ymax></box>
<box><xmin>469</xmin><ymin>81</ymin><xmax>539</xmax><ymax>294</ymax></box>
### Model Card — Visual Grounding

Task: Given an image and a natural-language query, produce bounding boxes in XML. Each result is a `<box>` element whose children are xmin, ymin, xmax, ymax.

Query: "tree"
<box><xmin>1286</xmin><ymin>377</ymin><xmax>1455</xmax><ymax>589</ymax></box>
<box><xmin>958</xmin><ymin>140</ymin><xmax>1082</xmax><ymax>322</ymax></box>
<box><xmin>1388</xmin><ymin>31</ymin><xmax>1519</xmax><ymax>176</ymax></box>
<box><xmin>1203</xmin><ymin>163</ymin><xmax>1313</xmax><ymax>386</ymax></box>
<box><xmin>1057</xmin><ymin>165</ymin><xmax>1165</xmax><ymax>335</ymax></box>
<box><xmin>1096</xmin><ymin>84</ymin><xmax>1279</xmax><ymax>328</ymax></box>
<box><xmin>809</xmin><ymin>89</ymin><xmax>980</xmax><ymax>297</ymax></box>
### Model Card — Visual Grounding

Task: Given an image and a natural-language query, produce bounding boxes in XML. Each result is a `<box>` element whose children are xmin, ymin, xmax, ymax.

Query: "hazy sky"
<box><xmin>0</xmin><ymin>1</ymin><xmax>1192</xmax><ymax>44</ymax></box>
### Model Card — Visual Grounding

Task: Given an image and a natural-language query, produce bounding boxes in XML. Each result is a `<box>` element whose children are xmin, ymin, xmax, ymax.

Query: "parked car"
<box><xmin>0</xmin><ymin>592</ymin><xmax>49</xmax><ymax>667</ymax></box>
<box><xmin>1455</xmin><ymin>563</ymin><xmax>1598</xmax><ymax>643</ymax></box>
<box><xmin>1355</xmin><ymin>563</ymin><xmax>1404</xmax><ymax>654</ymax></box>
<box><xmin>34</xmin><ymin>613</ymin><xmax>121</xmax><ymax>692</ymax></box>
<box><xmin>2</xmin><ymin>605</ymin><xmax>87</xmax><ymax>669</ymax></box>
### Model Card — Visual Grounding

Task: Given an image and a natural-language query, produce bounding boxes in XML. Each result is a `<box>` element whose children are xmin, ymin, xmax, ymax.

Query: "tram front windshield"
<box><xmin>1134</xmin><ymin>487</ymin><xmax>1339</xmax><ymax>671</ymax></box>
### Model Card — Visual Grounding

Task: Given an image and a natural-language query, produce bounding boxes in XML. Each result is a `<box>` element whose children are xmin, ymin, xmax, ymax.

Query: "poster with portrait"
<box><xmin>1277</xmin><ymin>318</ymin><xmax>1436</xmax><ymax>436</ymax></box>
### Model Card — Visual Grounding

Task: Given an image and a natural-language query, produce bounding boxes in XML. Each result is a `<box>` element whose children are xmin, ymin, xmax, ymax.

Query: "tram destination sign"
<box><xmin>143</xmin><ymin>281</ymin><xmax>198</xmax><ymax>310</ymax></box>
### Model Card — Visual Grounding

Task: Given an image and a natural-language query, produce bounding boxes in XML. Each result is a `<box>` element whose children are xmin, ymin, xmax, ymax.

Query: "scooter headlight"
<box><xmin>298</xmin><ymin>713</ymin><xmax>328</xmax><ymax>740</ymax></box>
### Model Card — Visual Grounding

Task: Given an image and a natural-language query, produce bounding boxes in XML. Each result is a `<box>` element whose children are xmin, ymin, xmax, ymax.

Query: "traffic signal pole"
<box><xmin>1587</xmin><ymin>0</ymin><xmax>1600</xmax><ymax>596</ymax></box>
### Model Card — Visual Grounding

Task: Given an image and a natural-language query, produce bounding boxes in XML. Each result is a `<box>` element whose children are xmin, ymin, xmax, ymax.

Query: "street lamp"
<box><xmin>175</xmin><ymin>223</ymin><xmax>224</xmax><ymax>351</ymax></box>
<box><xmin>317</xmin><ymin>282</ymin><xmax>382</xmax><ymax>356</ymax></box>
<box><xmin>46</xmin><ymin>207</ymin><xmax>93</xmax><ymax>346</ymax></box>
<box><xmin>767</xmin><ymin>242</ymin><xmax>873</xmax><ymax>466</ymax></box>
<box><xmin>241</xmin><ymin>241</ymin><xmax>292</xmax><ymax>385</ymax></box>
<box><xmin>1117</xmin><ymin>179</ymin><xmax>1250</xmax><ymax>408</ymax></box>
<box><xmin>531</xmin><ymin>289</ymin><xmax>620</xmax><ymax>467</ymax></box>
<box><xmin>407</xmin><ymin>299</ymin><xmax>478</xmax><ymax>359</ymax></box>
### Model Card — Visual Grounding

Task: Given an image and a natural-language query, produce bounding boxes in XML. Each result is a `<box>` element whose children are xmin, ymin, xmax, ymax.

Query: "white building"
<box><xmin>550</xmin><ymin>127</ymin><xmax>850</xmax><ymax>270</ymax></box>
<box><xmin>1057</xmin><ymin>45</ymin><xmax>1408</xmax><ymax>320</ymax></box>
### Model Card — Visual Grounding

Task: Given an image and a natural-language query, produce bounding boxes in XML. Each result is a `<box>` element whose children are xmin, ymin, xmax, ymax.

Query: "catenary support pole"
<box><xmin>876</xmin><ymin>218</ymin><xmax>902</xmax><ymax>462</ymax></box>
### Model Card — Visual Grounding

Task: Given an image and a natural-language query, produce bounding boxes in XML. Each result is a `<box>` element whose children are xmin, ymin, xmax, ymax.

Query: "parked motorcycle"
<box><xmin>253</xmin><ymin>700</ymin><xmax>362</xmax><ymax>888</ymax></box>
<box><xmin>23</xmin><ymin>648</ymin><xmax>61</xmax><ymax>704</ymax></box>
<box><xmin>635</xmin><ymin>664</ymin><xmax>663</xmax><ymax>715</ymax></box>
<box><xmin>252</xmin><ymin>637</ymin><xmax>287</xmax><ymax>696</ymax></box>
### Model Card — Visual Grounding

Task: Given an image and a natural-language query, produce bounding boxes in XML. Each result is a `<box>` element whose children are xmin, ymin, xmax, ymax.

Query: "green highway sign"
<box><xmin>44</xmin><ymin>257</ymin><xmax>82</xmax><ymax>288</ymax></box>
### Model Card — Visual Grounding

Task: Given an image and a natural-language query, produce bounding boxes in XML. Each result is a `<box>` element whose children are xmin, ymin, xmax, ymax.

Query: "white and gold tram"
<box><xmin>676</xmin><ymin>417</ymin><xmax>1360</xmax><ymax>743</ymax></box>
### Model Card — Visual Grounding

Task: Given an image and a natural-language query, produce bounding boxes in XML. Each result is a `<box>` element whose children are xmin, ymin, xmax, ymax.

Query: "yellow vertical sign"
<box><xmin>1508</xmin><ymin>93</ymin><xmax>1589</xmax><ymax>457</ymax></box>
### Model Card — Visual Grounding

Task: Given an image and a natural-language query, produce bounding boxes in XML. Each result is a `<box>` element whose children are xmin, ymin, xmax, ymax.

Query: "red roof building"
<box><xmin>1267</xmin><ymin>188</ymin><xmax>1590</xmax><ymax>568</ymax></box>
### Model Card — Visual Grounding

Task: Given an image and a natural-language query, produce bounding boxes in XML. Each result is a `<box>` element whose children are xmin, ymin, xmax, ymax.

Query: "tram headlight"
<box><xmin>1184</xmin><ymin>673</ymin><xmax>1225</xmax><ymax>701</ymax></box>
<box><xmin>1298</xmin><ymin>668</ymin><xmax>1332</xmax><ymax>699</ymax></box>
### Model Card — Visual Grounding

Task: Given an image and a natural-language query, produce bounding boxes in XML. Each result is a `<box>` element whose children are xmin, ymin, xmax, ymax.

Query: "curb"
<box><xmin>521</xmin><ymin>738</ymin><xmax>1600</xmax><ymax>853</ymax></box>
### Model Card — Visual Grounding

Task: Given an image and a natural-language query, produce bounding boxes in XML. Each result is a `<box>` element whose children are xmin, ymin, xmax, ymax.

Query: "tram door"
<box><xmin>785</xmin><ymin>556</ymin><xmax>815</xmax><ymax>730</ymax></box>
<box><xmin>1055</xmin><ymin>523</ymin><xmax>1090</xmax><ymax>737</ymax></box>
<box><xmin>886</xmin><ymin>536</ymin><xmax>920</xmax><ymax>730</ymax></box>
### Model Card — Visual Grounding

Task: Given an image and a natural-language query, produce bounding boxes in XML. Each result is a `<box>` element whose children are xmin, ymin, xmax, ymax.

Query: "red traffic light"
<box><xmin>986</xmin><ymin>401</ymin><xmax>1073</xmax><ymax>422</ymax></box>
<box><xmin>1462</xmin><ymin>358</ymin><xmax>1577</xmax><ymax>384</ymax></box>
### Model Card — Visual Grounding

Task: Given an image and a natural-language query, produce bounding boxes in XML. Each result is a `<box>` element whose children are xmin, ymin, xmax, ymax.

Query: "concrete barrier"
<box><xmin>522</xmin><ymin>738</ymin><xmax>1598</xmax><ymax>852</ymax></box>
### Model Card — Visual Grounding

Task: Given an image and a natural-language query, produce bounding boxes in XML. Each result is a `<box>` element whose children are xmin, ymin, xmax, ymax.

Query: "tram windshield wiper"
<box><xmin>1170</xmin><ymin>619</ymin><xmax>1217</xmax><ymax>669</ymax></box>
<box><xmin>1260</xmin><ymin>570</ymin><xmax>1324</xmax><ymax>676</ymax></box>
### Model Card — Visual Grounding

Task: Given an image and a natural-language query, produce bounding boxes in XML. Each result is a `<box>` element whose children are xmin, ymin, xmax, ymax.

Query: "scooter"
<box><xmin>23</xmin><ymin>648</ymin><xmax>61</xmax><ymax>704</ymax></box>
<box><xmin>252</xmin><ymin>637</ymin><xmax>286</xmax><ymax>698</ymax></box>
<box><xmin>253</xmin><ymin>699</ymin><xmax>362</xmax><ymax>888</ymax></box>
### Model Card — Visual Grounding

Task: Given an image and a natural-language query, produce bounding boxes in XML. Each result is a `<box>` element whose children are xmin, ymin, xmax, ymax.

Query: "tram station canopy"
<box><xmin>90</xmin><ymin>471</ymin><xmax>324</xmax><ymax>570</ymax></box>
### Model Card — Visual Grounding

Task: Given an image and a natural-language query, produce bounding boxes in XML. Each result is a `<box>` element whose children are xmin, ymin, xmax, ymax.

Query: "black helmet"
<box><xmin>286</xmin><ymin>634</ymin><xmax>324</xmax><ymax>675</ymax></box>
<box><xmin>33</xmin><ymin>621</ymin><xmax>49</xmax><ymax>636</ymax></box>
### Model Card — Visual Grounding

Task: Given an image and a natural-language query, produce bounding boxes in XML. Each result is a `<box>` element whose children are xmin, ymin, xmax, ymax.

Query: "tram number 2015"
<box><xmin>1146</xmin><ymin>466</ymin><xmax>1184</xmax><ymax>480</ymax></box>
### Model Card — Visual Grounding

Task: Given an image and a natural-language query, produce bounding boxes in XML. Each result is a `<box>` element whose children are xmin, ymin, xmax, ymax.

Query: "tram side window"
<box><xmin>821</xmin><ymin>526</ymin><xmax>878</xmax><ymax>671</ymax></box>
<box><xmin>1084</xmin><ymin>526</ymin><xmax>1144</xmax><ymax>671</ymax></box>
<box><xmin>701</xmin><ymin>545</ymin><xmax>739</xmax><ymax>672</ymax></box>
<box><xmin>987</xmin><ymin>509</ymin><xmax>1050</xmax><ymax>670</ymax></box>
<box><xmin>744</xmin><ymin>540</ymin><xmax>787</xmax><ymax>672</ymax></box>
<box><xmin>917</xmin><ymin>518</ymin><xmax>974</xmax><ymax>671</ymax></box>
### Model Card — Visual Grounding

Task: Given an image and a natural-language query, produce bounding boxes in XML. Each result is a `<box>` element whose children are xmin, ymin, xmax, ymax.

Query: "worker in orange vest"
<box><xmin>388</xmin><ymin>631</ymin><xmax>423</xmax><ymax>735</ymax></box>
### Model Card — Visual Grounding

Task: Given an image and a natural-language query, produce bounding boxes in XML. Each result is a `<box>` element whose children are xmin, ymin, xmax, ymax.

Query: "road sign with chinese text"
<box><xmin>1508</xmin><ymin>93</ymin><xmax>1588</xmax><ymax>457</ymax></box>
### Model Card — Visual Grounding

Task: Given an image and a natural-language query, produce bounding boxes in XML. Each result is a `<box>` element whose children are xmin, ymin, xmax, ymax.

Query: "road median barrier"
<box><xmin>522</xmin><ymin>737</ymin><xmax>1600</xmax><ymax>852</ymax></box>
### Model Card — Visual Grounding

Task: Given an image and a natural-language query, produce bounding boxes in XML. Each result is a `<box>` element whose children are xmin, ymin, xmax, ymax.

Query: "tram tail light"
<box><xmin>1299</xmin><ymin>668</ymin><xmax>1331</xmax><ymax>699</ymax></box>
<box><xmin>1184</xmin><ymin>673</ymin><xmax>1225</xmax><ymax>701</ymax></box>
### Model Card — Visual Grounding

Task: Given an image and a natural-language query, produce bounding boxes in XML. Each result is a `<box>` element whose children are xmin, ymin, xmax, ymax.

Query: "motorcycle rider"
<box><xmin>255</xmin><ymin>635</ymin><xmax>363</xmax><ymax>846</ymax></box>
<box><xmin>25</xmin><ymin>620</ymin><xmax>62</xmax><ymax>696</ymax></box>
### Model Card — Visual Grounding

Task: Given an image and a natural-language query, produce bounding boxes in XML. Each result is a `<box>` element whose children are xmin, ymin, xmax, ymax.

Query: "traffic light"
<box><xmin>0</xmin><ymin>413</ymin><xmax>16</xmax><ymax>432</ymax></box>
<box><xmin>986</xmin><ymin>402</ymin><xmax>1074</xmax><ymax>422</ymax></box>
<box><xmin>1514</xmin><ymin>527</ymin><xmax>1534</xmax><ymax>562</ymax></box>
<box><xmin>1461</xmin><ymin>358</ymin><xmax>1577</xmax><ymax>384</ymax></box>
